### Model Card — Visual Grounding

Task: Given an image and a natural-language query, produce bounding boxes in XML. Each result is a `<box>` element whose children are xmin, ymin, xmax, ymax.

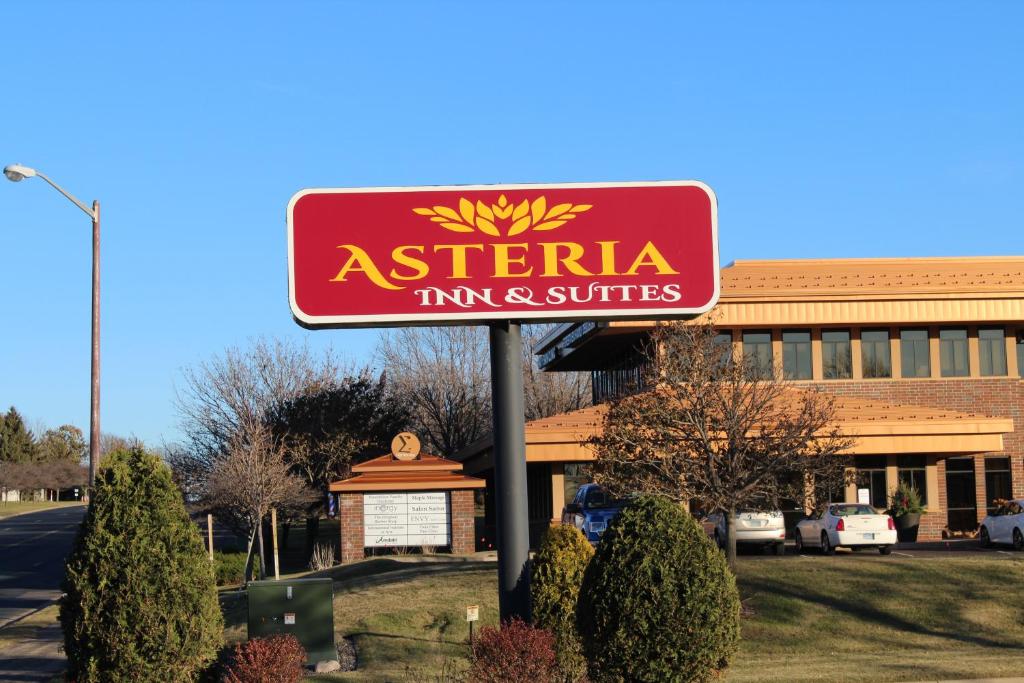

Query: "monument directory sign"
<box><xmin>287</xmin><ymin>181</ymin><xmax>719</xmax><ymax>328</ymax></box>
<box><xmin>363</xmin><ymin>492</ymin><xmax>451</xmax><ymax>547</ymax></box>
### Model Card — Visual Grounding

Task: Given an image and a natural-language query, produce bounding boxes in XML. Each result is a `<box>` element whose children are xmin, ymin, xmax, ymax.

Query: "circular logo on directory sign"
<box><xmin>391</xmin><ymin>432</ymin><xmax>421</xmax><ymax>460</ymax></box>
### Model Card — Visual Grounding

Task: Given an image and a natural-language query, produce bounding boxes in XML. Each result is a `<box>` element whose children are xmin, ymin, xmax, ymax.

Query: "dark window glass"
<box><xmin>743</xmin><ymin>331</ymin><xmax>773</xmax><ymax>379</ymax></box>
<box><xmin>822</xmin><ymin>330</ymin><xmax>852</xmax><ymax>379</ymax></box>
<box><xmin>945</xmin><ymin>457</ymin><xmax>974</xmax><ymax>472</ymax></box>
<box><xmin>1017</xmin><ymin>332</ymin><xmax>1024</xmax><ymax>378</ymax></box>
<box><xmin>897</xmin><ymin>455</ymin><xmax>928</xmax><ymax>506</ymax></box>
<box><xmin>978</xmin><ymin>328</ymin><xmax>1007</xmax><ymax>376</ymax></box>
<box><xmin>563</xmin><ymin>464</ymin><xmax>592</xmax><ymax>508</ymax></box>
<box><xmin>782</xmin><ymin>330</ymin><xmax>812</xmax><ymax>380</ymax></box>
<box><xmin>939</xmin><ymin>328</ymin><xmax>969</xmax><ymax>377</ymax></box>
<box><xmin>984</xmin><ymin>457</ymin><xmax>1012</xmax><ymax>514</ymax></box>
<box><xmin>900</xmin><ymin>329</ymin><xmax>931</xmax><ymax>378</ymax></box>
<box><xmin>713</xmin><ymin>332</ymin><xmax>733</xmax><ymax>367</ymax></box>
<box><xmin>855</xmin><ymin>466</ymin><xmax>887</xmax><ymax>509</ymax></box>
<box><xmin>861</xmin><ymin>329</ymin><xmax>891</xmax><ymax>379</ymax></box>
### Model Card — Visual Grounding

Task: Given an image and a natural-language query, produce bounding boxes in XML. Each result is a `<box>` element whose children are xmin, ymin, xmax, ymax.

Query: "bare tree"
<box><xmin>522</xmin><ymin>325</ymin><xmax>591</xmax><ymax>421</ymax></box>
<box><xmin>203</xmin><ymin>423</ymin><xmax>316</xmax><ymax>577</ymax></box>
<box><xmin>175</xmin><ymin>337</ymin><xmax>342</xmax><ymax>467</ymax></box>
<box><xmin>377</xmin><ymin>325</ymin><xmax>591</xmax><ymax>456</ymax></box>
<box><xmin>591</xmin><ymin>319</ymin><xmax>854</xmax><ymax>567</ymax></box>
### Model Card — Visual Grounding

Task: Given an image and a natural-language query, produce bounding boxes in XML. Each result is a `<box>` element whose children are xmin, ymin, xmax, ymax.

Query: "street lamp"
<box><xmin>4</xmin><ymin>163</ymin><xmax>101</xmax><ymax>486</ymax></box>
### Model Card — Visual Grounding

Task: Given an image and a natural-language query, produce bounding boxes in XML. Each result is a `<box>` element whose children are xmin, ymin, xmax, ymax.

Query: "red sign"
<box><xmin>287</xmin><ymin>181</ymin><xmax>719</xmax><ymax>327</ymax></box>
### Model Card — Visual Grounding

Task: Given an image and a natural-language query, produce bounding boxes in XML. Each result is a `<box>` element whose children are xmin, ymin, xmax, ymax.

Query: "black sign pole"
<box><xmin>488</xmin><ymin>320</ymin><xmax>531</xmax><ymax>623</ymax></box>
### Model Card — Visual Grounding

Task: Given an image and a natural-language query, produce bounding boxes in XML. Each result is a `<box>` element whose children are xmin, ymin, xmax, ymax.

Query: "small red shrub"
<box><xmin>469</xmin><ymin>618</ymin><xmax>558</xmax><ymax>683</ymax></box>
<box><xmin>222</xmin><ymin>634</ymin><xmax>307</xmax><ymax>683</ymax></box>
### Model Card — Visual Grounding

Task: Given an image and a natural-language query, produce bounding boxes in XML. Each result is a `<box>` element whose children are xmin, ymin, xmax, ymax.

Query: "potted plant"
<box><xmin>887</xmin><ymin>483</ymin><xmax>924</xmax><ymax>542</ymax></box>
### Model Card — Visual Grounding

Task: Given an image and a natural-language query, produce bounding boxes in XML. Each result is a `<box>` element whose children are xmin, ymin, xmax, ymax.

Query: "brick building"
<box><xmin>455</xmin><ymin>256</ymin><xmax>1024</xmax><ymax>542</ymax></box>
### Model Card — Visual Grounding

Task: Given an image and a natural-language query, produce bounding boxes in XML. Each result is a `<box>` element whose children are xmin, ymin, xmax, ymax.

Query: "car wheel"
<box><xmin>773</xmin><ymin>542</ymin><xmax>785</xmax><ymax>556</ymax></box>
<box><xmin>821</xmin><ymin>532</ymin><xmax>835</xmax><ymax>556</ymax></box>
<box><xmin>1014</xmin><ymin>528</ymin><xmax>1024</xmax><ymax>552</ymax></box>
<box><xmin>979</xmin><ymin>526</ymin><xmax>991</xmax><ymax>548</ymax></box>
<box><xmin>794</xmin><ymin>531</ymin><xmax>804</xmax><ymax>554</ymax></box>
<box><xmin>879</xmin><ymin>545</ymin><xmax>892</xmax><ymax>555</ymax></box>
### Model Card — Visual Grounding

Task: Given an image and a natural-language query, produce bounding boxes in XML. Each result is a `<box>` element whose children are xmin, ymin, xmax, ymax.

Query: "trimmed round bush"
<box><xmin>60</xmin><ymin>448</ymin><xmax>223</xmax><ymax>681</ymax></box>
<box><xmin>222</xmin><ymin>634</ymin><xmax>307</xmax><ymax>683</ymax></box>
<box><xmin>531</xmin><ymin>525</ymin><xmax>594</xmax><ymax>682</ymax></box>
<box><xmin>577</xmin><ymin>495</ymin><xmax>740</xmax><ymax>683</ymax></box>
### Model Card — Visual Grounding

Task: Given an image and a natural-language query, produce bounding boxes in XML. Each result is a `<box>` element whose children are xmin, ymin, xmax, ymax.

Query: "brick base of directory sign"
<box><xmin>339</xmin><ymin>490</ymin><xmax>476</xmax><ymax>564</ymax></box>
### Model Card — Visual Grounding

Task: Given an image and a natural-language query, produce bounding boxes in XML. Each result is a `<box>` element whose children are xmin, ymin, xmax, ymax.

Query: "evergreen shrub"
<box><xmin>60</xmin><ymin>448</ymin><xmax>223</xmax><ymax>681</ymax></box>
<box><xmin>214</xmin><ymin>551</ymin><xmax>259</xmax><ymax>586</ymax></box>
<box><xmin>221</xmin><ymin>634</ymin><xmax>307</xmax><ymax>683</ymax></box>
<box><xmin>576</xmin><ymin>495</ymin><xmax>740</xmax><ymax>683</ymax></box>
<box><xmin>531</xmin><ymin>525</ymin><xmax>593</xmax><ymax>682</ymax></box>
<box><xmin>469</xmin><ymin>618</ymin><xmax>558</xmax><ymax>683</ymax></box>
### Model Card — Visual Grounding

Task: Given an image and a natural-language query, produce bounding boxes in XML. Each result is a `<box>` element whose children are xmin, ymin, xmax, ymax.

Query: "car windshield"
<box><xmin>832</xmin><ymin>504</ymin><xmax>876</xmax><ymax>516</ymax></box>
<box><xmin>584</xmin><ymin>488</ymin><xmax>622</xmax><ymax>509</ymax></box>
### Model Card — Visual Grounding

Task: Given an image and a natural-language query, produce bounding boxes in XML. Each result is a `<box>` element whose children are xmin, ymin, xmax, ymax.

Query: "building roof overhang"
<box><xmin>329</xmin><ymin>452</ymin><xmax>486</xmax><ymax>492</ymax></box>
<box><xmin>453</xmin><ymin>392</ymin><xmax>1014</xmax><ymax>474</ymax></box>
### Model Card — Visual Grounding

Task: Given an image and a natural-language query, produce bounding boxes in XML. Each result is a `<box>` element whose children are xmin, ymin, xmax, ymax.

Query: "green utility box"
<box><xmin>247</xmin><ymin>578</ymin><xmax>336</xmax><ymax>664</ymax></box>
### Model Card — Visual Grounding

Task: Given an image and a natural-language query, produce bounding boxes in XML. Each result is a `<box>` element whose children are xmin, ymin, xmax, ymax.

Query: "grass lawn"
<box><xmin>0</xmin><ymin>500</ymin><xmax>84</xmax><ymax>519</ymax></box>
<box><xmin>729</xmin><ymin>553</ymin><xmax>1024</xmax><ymax>682</ymax></box>
<box><xmin>220</xmin><ymin>552</ymin><xmax>1024</xmax><ymax>682</ymax></box>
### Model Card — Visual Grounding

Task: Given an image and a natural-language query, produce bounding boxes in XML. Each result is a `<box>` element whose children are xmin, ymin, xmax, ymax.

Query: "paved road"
<box><xmin>0</xmin><ymin>505</ymin><xmax>84</xmax><ymax>681</ymax></box>
<box><xmin>0</xmin><ymin>506</ymin><xmax>85</xmax><ymax>630</ymax></box>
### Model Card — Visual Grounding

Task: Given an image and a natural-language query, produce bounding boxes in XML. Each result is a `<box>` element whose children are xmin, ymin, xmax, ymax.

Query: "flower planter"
<box><xmin>894</xmin><ymin>512</ymin><xmax>921</xmax><ymax>543</ymax></box>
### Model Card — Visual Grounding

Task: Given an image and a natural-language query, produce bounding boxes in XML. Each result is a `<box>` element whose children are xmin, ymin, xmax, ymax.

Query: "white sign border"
<box><xmin>287</xmin><ymin>180</ymin><xmax>721</xmax><ymax>329</ymax></box>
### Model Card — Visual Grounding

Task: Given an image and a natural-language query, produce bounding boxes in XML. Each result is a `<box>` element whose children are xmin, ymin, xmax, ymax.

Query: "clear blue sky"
<box><xmin>1</xmin><ymin>2</ymin><xmax>1021</xmax><ymax>446</ymax></box>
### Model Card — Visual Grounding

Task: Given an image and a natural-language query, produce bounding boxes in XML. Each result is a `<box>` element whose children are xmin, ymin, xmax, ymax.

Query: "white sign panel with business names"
<box><xmin>364</xmin><ymin>492</ymin><xmax>450</xmax><ymax>547</ymax></box>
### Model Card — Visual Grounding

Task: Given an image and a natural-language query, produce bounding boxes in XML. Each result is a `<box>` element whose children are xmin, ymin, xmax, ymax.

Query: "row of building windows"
<box><xmin>856</xmin><ymin>455</ymin><xmax>1012</xmax><ymax>515</ymax></box>
<box><xmin>726</xmin><ymin>327</ymin><xmax>1024</xmax><ymax>381</ymax></box>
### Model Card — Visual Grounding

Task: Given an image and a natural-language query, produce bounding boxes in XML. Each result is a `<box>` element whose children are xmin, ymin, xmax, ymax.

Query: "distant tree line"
<box><xmin>0</xmin><ymin>407</ymin><xmax>89</xmax><ymax>500</ymax></box>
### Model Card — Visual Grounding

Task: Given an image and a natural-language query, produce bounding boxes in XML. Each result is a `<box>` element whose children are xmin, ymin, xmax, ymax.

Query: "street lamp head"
<box><xmin>3</xmin><ymin>164</ymin><xmax>37</xmax><ymax>182</ymax></box>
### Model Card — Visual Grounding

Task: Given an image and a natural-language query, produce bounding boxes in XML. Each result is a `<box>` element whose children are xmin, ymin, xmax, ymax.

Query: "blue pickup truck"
<box><xmin>561</xmin><ymin>483</ymin><xmax>625</xmax><ymax>543</ymax></box>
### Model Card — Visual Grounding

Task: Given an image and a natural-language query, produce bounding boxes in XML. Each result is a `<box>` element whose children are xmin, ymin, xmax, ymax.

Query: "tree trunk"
<box><xmin>257</xmin><ymin>517</ymin><xmax>268</xmax><ymax>579</ymax></box>
<box><xmin>56</xmin><ymin>489</ymin><xmax>60</xmax><ymax>501</ymax></box>
<box><xmin>725</xmin><ymin>505</ymin><xmax>738</xmax><ymax>569</ymax></box>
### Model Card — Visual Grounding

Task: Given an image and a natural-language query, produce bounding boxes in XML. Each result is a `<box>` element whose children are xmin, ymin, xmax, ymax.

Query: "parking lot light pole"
<box><xmin>4</xmin><ymin>164</ymin><xmax>101</xmax><ymax>486</ymax></box>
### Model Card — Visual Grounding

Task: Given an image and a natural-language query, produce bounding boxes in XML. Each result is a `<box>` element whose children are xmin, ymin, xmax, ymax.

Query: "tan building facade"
<box><xmin>456</xmin><ymin>256</ymin><xmax>1024</xmax><ymax>543</ymax></box>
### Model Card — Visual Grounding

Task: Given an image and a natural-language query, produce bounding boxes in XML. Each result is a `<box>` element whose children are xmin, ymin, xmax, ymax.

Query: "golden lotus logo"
<box><xmin>413</xmin><ymin>195</ymin><xmax>592</xmax><ymax>237</ymax></box>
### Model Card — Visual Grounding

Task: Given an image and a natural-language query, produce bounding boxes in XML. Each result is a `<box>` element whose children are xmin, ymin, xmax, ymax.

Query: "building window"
<box><xmin>563</xmin><ymin>464</ymin><xmax>592</xmax><ymax>510</ymax></box>
<box><xmin>985</xmin><ymin>457</ymin><xmax>1012</xmax><ymax>515</ymax></box>
<box><xmin>1017</xmin><ymin>331</ymin><xmax>1024</xmax><ymax>378</ymax></box>
<box><xmin>978</xmin><ymin>328</ymin><xmax>1007</xmax><ymax>376</ymax></box>
<box><xmin>713</xmin><ymin>332</ymin><xmax>733</xmax><ymax>367</ymax></box>
<box><xmin>861</xmin><ymin>329</ymin><xmax>891</xmax><ymax>379</ymax></box>
<box><xmin>897</xmin><ymin>455</ymin><xmax>928</xmax><ymax>505</ymax></box>
<box><xmin>742</xmin><ymin>331</ymin><xmax>773</xmax><ymax>378</ymax></box>
<box><xmin>855</xmin><ymin>456</ymin><xmax>888</xmax><ymax>509</ymax></box>
<box><xmin>821</xmin><ymin>330</ymin><xmax>852</xmax><ymax>379</ymax></box>
<box><xmin>900</xmin><ymin>329</ymin><xmax>931</xmax><ymax>378</ymax></box>
<box><xmin>782</xmin><ymin>330</ymin><xmax>812</xmax><ymax>380</ymax></box>
<box><xmin>591</xmin><ymin>347</ymin><xmax>647</xmax><ymax>403</ymax></box>
<box><xmin>939</xmin><ymin>328</ymin><xmax>969</xmax><ymax>377</ymax></box>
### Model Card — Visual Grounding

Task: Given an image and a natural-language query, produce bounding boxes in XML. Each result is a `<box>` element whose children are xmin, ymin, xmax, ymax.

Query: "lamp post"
<box><xmin>4</xmin><ymin>164</ymin><xmax>101</xmax><ymax>486</ymax></box>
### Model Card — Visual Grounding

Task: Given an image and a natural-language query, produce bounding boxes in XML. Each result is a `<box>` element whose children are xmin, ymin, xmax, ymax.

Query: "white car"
<box><xmin>979</xmin><ymin>499</ymin><xmax>1024</xmax><ymax>550</ymax></box>
<box><xmin>704</xmin><ymin>510</ymin><xmax>786</xmax><ymax>555</ymax></box>
<box><xmin>794</xmin><ymin>503</ymin><xmax>897</xmax><ymax>555</ymax></box>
